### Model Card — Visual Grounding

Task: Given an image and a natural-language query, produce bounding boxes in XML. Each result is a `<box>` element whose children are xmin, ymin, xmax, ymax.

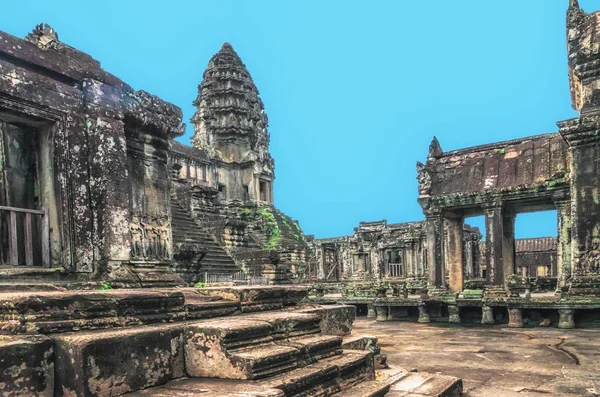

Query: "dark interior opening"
<box><xmin>575</xmin><ymin>309</ymin><xmax>600</xmax><ymax>328</ymax></box>
<box><xmin>522</xmin><ymin>309</ymin><xmax>559</xmax><ymax>327</ymax></box>
<box><xmin>460</xmin><ymin>307</ymin><xmax>483</xmax><ymax>324</ymax></box>
<box><xmin>354</xmin><ymin>304</ymin><xmax>368</xmax><ymax>317</ymax></box>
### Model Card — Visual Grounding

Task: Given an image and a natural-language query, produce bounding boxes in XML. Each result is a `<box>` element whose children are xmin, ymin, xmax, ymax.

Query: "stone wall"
<box><xmin>311</xmin><ymin>220</ymin><xmax>482</xmax><ymax>284</ymax></box>
<box><xmin>0</xmin><ymin>24</ymin><xmax>185</xmax><ymax>287</ymax></box>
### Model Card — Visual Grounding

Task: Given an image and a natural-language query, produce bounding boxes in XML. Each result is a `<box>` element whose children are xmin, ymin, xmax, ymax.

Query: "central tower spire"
<box><xmin>191</xmin><ymin>43</ymin><xmax>272</xmax><ymax>168</ymax></box>
<box><xmin>191</xmin><ymin>43</ymin><xmax>275</xmax><ymax>204</ymax></box>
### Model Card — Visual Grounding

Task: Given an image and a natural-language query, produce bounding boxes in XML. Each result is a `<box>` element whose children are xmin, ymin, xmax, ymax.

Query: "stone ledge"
<box><xmin>0</xmin><ymin>335</ymin><xmax>54</xmax><ymax>397</ymax></box>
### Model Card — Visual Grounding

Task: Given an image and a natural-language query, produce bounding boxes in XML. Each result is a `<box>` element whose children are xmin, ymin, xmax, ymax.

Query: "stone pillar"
<box><xmin>317</xmin><ymin>248</ymin><xmax>325</xmax><ymax>280</ymax></box>
<box><xmin>426</xmin><ymin>211</ymin><xmax>445</xmax><ymax>289</ymax></box>
<box><xmin>483</xmin><ymin>202</ymin><xmax>504</xmax><ymax>286</ymax></box>
<box><xmin>558</xmin><ymin>118</ymin><xmax>600</xmax><ymax>291</ymax></box>
<box><xmin>417</xmin><ymin>304</ymin><xmax>430</xmax><ymax>323</ymax></box>
<box><xmin>554</xmin><ymin>196</ymin><xmax>572</xmax><ymax>289</ymax></box>
<box><xmin>464</xmin><ymin>238</ymin><xmax>474</xmax><ymax>280</ymax></box>
<box><xmin>558</xmin><ymin>309</ymin><xmax>575</xmax><ymax>329</ymax></box>
<box><xmin>448</xmin><ymin>304</ymin><xmax>461</xmax><ymax>324</ymax></box>
<box><xmin>446</xmin><ymin>216</ymin><xmax>464</xmax><ymax>292</ymax></box>
<box><xmin>83</xmin><ymin>80</ymin><xmax>131</xmax><ymax>274</ymax></box>
<box><xmin>375</xmin><ymin>306</ymin><xmax>388</xmax><ymax>322</ymax></box>
<box><xmin>411</xmin><ymin>240</ymin><xmax>418</xmax><ymax>277</ymax></box>
<box><xmin>387</xmin><ymin>307</ymin><xmax>393</xmax><ymax>321</ymax></box>
<box><xmin>508</xmin><ymin>308</ymin><xmax>523</xmax><ymax>328</ymax></box>
<box><xmin>481</xmin><ymin>305</ymin><xmax>495</xmax><ymax>325</ymax></box>
<box><xmin>502</xmin><ymin>212</ymin><xmax>516</xmax><ymax>285</ymax></box>
<box><xmin>367</xmin><ymin>304</ymin><xmax>376</xmax><ymax>318</ymax></box>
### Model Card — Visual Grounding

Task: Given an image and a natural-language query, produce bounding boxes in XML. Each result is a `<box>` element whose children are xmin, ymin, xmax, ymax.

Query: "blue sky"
<box><xmin>0</xmin><ymin>0</ymin><xmax>588</xmax><ymax>239</ymax></box>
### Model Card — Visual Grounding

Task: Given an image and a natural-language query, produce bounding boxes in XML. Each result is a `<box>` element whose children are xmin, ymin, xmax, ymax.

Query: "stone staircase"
<box><xmin>171</xmin><ymin>200</ymin><xmax>240</xmax><ymax>283</ymax></box>
<box><xmin>123</xmin><ymin>310</ymin><xmax>403</xmax><ymax>397</ymax></box>
<box><xmin>0</xmin><ymin>287</ymin><xmax>462</xmax><ymax>397</ymax></box>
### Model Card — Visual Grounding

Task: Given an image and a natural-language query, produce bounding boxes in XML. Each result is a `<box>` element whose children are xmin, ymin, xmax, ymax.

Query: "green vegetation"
<box><xmin>496</xmin><ymin>148</ymin><xmax>506</xmax><ymax>155</ymax></box>
<box><xmin>99</xmin><ymin>283</ymin><xmax>112</xmax><ymax>291</ymax></box>
<box><xmin>258</xmin><ymin>208</ymin><xmax>282</xmax><ymax>249</ymax></box>
<box><xmin>194</xmin><ymin>281</ymin><xmax>206</xmax><ymax>289</ymax></box>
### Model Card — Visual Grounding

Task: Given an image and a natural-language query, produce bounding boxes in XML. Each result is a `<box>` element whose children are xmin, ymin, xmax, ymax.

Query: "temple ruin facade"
<box><xmin>2</xmin><ymin>1</ymin><xmax>600</xmax><ymax>396</ymax></box>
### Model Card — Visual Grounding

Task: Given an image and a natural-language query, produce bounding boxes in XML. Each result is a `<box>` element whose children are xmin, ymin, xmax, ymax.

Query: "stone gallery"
<box><xmin>0</xmin><ymin>1</ymin><xmax>599</xmax><ymax>396</ymax></box>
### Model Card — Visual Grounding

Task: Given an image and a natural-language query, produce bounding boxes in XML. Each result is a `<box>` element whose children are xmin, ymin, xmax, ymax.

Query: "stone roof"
<box><xmin>170</xmin><ymin>140</ymin><xmax>209</xmax><ymax>161</ymax></box>
<box><xmin>515</xmin><ymin>237</ymin><xmax>558</xmax><ymax>253</ymax></box>
<box><xmin>190</xmin><ymin>42</ymin><xmax>271</xmax><ymax>158</ymax></box>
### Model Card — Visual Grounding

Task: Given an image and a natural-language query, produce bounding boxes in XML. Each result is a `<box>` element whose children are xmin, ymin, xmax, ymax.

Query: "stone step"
<box><xmin>334</xmin><ymin>379</ymin><xmax>391</xmax><ymax>397</ymax></box>
<box><xmin>230</xmin><ymin>343</ymin><xmax>301</xmax><ymax>379</ymax></box>
<box><xmin>122</xmin><ymin>377</ymin><xmax>285</xmax><ymax>396</ymax></box>
<box><xmin>53</xmin><ymin>323</ymin><xmax>185</xmax><ymax>397</ymax></box>
<box><xmin>171</xmin><ymin>199</ymin><xmax>240</xmax><ymax>283</ymax></box>
<box><xmin>123</xmin><ymin>351</ymin><xmax>375</xmax><ymax>397</ymax></box>
<box><xmin>242</xmin><ymin>311</ymin><xmax>323</xmax><ymax>339</ymax></box>
<box><xmin>330</xmin><ymin>369</ymin><xmax>409</xmax><ymax>397</ymax></box>
<box><xmin>184</xmin><ymin>300</ymin><xmax>240</xmax><ymax>320</ymax></box>
<box><xmin>230</xmin><ymin>334</ymin><xmax>343</xmax><ymax>379</ymax></box>
<box><xmin>184</xmin><ymin>312</ymin><xmax>335</xmax><ymax>380</ymax></box>
<box><xmin>0</xmin><ymin>335</ymin><xmax>54</xmax><ymax>396</ymax></box>
<box><xmin>259</xmin><ymin>350</ymin><xmax>373</xmax><ymax>396</ymax></box>
<box><xmin>386</xmin><ymin>371</ymin><xmax>463</xmax><ymax>397</ymax></box>
<box><xmin>0</xmin><ymin>289</ymin><xmax>187</xmax><ymax>334</ymax></box>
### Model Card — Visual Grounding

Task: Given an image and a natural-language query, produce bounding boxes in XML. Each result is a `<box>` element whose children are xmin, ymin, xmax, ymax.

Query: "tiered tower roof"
<box><xmin>191</xmin><ymin>43</ymin><xmax>272</xmax><ymax>168</ymax></box>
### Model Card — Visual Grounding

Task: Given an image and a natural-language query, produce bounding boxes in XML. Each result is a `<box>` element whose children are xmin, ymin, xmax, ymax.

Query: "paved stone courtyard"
<box><xmin>354</xmin><ymin>318</ymin><xmax>600</xmax><ymax>396</ymax></box>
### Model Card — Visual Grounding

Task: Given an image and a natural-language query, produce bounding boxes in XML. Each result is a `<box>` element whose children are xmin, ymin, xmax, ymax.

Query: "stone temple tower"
<box><xmin>191</xmin><ymin>43</ymin><xmax>275</xmax><ymax>204</ymax></box>
<box><xmin>566</xmin><ymin>0</ymin><xmax>600</xmax><ymax>114</ymax></box>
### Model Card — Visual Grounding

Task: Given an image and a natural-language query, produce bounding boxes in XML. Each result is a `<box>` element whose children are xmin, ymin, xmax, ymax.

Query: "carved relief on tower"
<box><xmin>191</xmin><ymin>43</ymin><xmax>273</xmax><ymax>167</ymax></box>
<box><xmin>130</xmin><ymin>212</ymin><xmax>172</xmax><ymax>262</ymax></box>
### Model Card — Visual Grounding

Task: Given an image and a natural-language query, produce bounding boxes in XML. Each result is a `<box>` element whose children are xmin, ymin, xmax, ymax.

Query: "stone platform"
<box><xmin>0</xmin><ymin>286</ymin><xmax>462</xmax><ymax>397</ymax></box>
<box><xmin>310</xmin><ymin>290</ymin><xmax>600</xmax><ymax>329</ymax></box>
<box><xmin>354</xmin><ymin>318</ymin><xmax>600</xmax><ymax>396</ymax></box>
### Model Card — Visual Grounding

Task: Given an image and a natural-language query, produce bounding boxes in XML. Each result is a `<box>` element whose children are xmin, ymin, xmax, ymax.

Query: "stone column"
<box><xmin>417</xmin><ymin>304</ymin><xmax>430</xmax><ymax>323</ymax></box>
<box><xmin>483</xmin><ymin>202</ymin><xmax>505</xmax><ymax>286</ymax></box>
<box><xmin>317</xmin><ymin>248</ymin><xmax>325</xmax><ymax>280</ymax></box>
<box><xmin>464</xmin><ymin>238</ymin><xmax>474</xmax><ymax>280</ymax></box>
<box><xmin>558</xmin><ymin>309</ymin><xmax>575</xmax><ymax>329</ymax></box>
<box><xmin>508</xmin><ymin>308</ymin><xmax>523</xmax><ymax>328</ymax></box>
<box><xmin>448</xmin><ymin>304</ymin><xmax>461</xmax><ymax>324</ymax></box>
<box><xmin>502</xmin><ymin>212</ymin><xmax>516</xmax><ymax>285</ymax></box>
<box><xmin>554</xmin><ymin>196</ymin><xmax>572</xmax><ymax>289</ymax></box>
<box><xmin>375</xmin><ymin>306</ymin><xmax>388</xmax><ymax>322</ymax></box>
<box><xmin>446</xmin><ymin>216</ymin><xmax>464</xmax><ymax>292</ymax></box>
<box><xmin>481</xmin><ymin>305</ymin><xmax>495</xmax><ymax>325</ymax></box>
<box><xmin>558</xmin><ymin>117</ymin><xmax>600</xmax><ymax>291</ymax></box>
<box><xmin>367</xmin><ymin>304</ymin><xmax>376</xmax><ymax>318</ymax></box>
<box><xmin>426</xmin><ymin>210</ymin><xmax>445</xmax><ymax>289</ymax></box>
<box><xmin>83</xmin><ymin>80</ymin><xmax>131</xmax><ymax>274</ymax></box>
<box><xmin>411</xmin><ymin>240</ymin><xmax>418</xmax><ymax>277</ymax></box>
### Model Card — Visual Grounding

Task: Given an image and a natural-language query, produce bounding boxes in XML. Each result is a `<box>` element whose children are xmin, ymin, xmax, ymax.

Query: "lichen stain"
<box><xmin>86</xmin><ymin>355</ymin><xmax>131</xmax><ymax>397</ymax></box>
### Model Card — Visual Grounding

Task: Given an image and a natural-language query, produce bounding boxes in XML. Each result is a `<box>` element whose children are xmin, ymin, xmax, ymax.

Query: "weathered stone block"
<box><xmin>299</xmin><ymin>305</ymin><xmax>356</xmax><ymax>336</ymax></box>
<box><xmin>184</xmin><ymin>318</ymin><xmax>275</xmax><ymax>379</ymax></box>
<box><xmin>54</xmin><ymin>324</ymin><xmax>184</xmax><ymax>397</ymax></box>
<box><xmin>0</xmin><ymin>335</ymin><xmax>53</xmax><ymax>397</ymax></box>
<box><xmin>201</xmin><ymin>286</ymin><xmax>310</xmax><ymax>312</ymax></box>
